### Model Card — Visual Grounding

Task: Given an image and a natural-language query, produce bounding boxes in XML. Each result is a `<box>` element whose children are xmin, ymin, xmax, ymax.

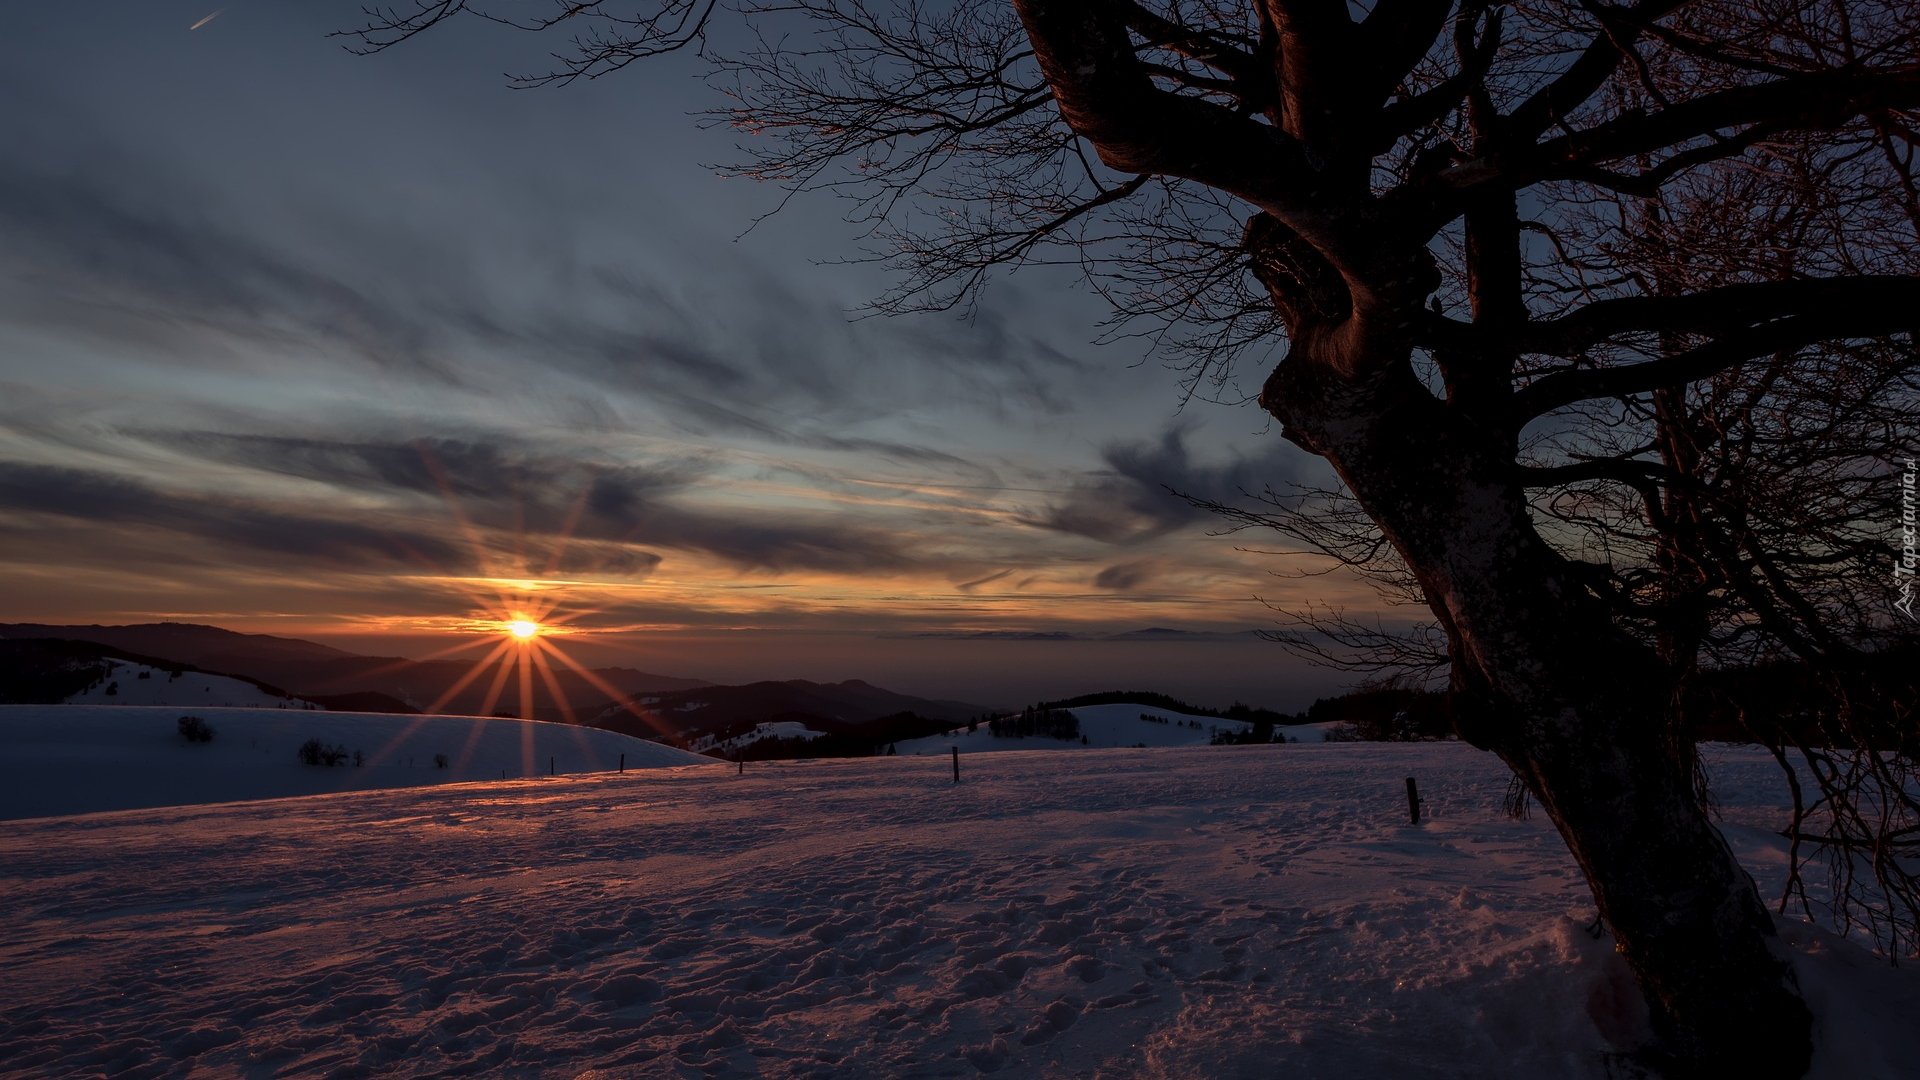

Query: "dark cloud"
<box><xmin>1032</xmin><ymin>427</ymin><xmax>1307</xmax><ymax>545</ymax></box>
<box><xmin>955</xmin><ymin>568</ymin><xmax>1016</xmax><ymax>592</ymax></box>
<box><xmin>0</xmin><ymin>159</ymin><xmax>1086</xmax><ymax>466</ymax></box>
<box><xmin>1092</xmin><ymin>559</ymin><xmax>1156</xmax><ymax>591</ymax></box>
<box><xmin>0</xmin><ymin>165</ymin><xmax>463</xmax><ymax>383</ymax></box>
<box><xmin>0</xmin><ymin>461</ymin><xmax>468</xmax><ymax>571</ymax></box>
<box><xmin>99</xmin><ymin>427</ymin><xmax>930</xmax><ymax>576</ymax></box>
<box><xmin>578</xmin><ymin>482</ymin><xmax>921</xmax><ymax>574</ymax></box>
<box><xmin>191</xmin><ymin>428</ymin><xmax>928</xmax><ymax>574</ymax></box>
<box><xmin>158</xmin><ymin>432</ymin><xmax>696</xmax><ymax>504</ymax></box>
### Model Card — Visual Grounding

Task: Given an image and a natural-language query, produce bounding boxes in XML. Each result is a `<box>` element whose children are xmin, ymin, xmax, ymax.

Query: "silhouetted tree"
<box><xmin>346</xmin><ymin>2</ymin><xmax>1920</xmax><ymax>1072</ymax></box>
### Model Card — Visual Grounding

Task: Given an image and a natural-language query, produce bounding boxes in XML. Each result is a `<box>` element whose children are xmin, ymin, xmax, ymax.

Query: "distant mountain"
<box><xmin>0</xmin><ymin>622</ymin><xmax>356</xmax><ymax>666</ymax></box>
<box><xmin>0</xmin><ymin>623</ymin><xmax>707</xmax><ymax>720</ymax></box>
<box><xmin>900</xmin><ymin>627</ymin><xmax>1264</xmax><ymax>641</ymax></box>
<box><xmin>590</xmin><ymin>679</ymin><xmax>989</xmax><ymax>747</ymax></box>
<box><xmin>1102</xmin><ymin>628</ymin><xmax>1264</xmax><ymax>641</ymax></box>
<box><xmin>218</xmin><ymin>654</ymin><xmax>708</xmax><ymax>721</ymax></box>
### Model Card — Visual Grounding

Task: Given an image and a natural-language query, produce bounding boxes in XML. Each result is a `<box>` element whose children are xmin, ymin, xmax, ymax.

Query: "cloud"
<box><xmin>577</xmin><ymin>479</ymin><xmax>922</xmax><ymax>575</ymax></box>
<box><xmin>1092</xmin><ymin>559</ymin><xmax>1157</xmax><ymax>591</ymax></box>
<box><xmin>0</xmin><ymin>461</ymin><xmax>469</xmax><ymax>572</ymax></box>
<box><xmin>101</xmin><ymin>427</ymin><xmax>935</xmax><ymax>577</ymax></box>
<box><xmin>0</xmin><ymin>156</ymin><xmax>1091</xmax><ymax>470</ymax></box>
<box><xmin>955</xmin><ymin>568</ymin><xmax>1017</xmax><ymax>592</ymax></box>
<box><xmin>1031</xmin><ymin>427</ymin><xmax>1306</xmax><ymax>545</ymax></box>
<box><xmin>157</xmin><ymin>432</ymin><xmax>698</xmax><ymax>504</ymax></box>
<box><xmin>0</xmin><ymin>164</ymin><xmax>470</xmax><ymax>385</ymax></box>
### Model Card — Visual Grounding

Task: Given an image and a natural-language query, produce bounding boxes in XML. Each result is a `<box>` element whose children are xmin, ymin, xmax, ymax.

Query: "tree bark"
<box><xmin>1262</xmin><ymin>342</ymin><xmax>1813</xmax><ymax>1077</ymax></box>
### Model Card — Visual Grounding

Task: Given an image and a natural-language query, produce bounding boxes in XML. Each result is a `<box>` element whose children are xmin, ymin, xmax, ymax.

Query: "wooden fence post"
<box><xmin>619</xmin><ymin>753</ymin><xmax>625</xmax><ymax>773</ymax></box>
<box><xmin>952</xmin><ymin>746</ymin><xmax>960</xmax><ymax>784</ymax></box>
<box><xmin>1406</xmin><ymin>777</ymin><xmax>1421</xmax><ymax>824</ymax></box>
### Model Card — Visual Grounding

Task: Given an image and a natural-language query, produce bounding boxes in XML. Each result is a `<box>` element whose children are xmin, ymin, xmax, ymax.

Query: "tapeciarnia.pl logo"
<box><xmin>1898</xmin><ymin>456</ymin><xmax>1917</xmax><ymax>621</ymax></box>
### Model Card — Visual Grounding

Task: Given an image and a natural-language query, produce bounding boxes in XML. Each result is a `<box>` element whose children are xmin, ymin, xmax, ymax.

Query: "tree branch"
<box><xmin>1013</xmin><ymin>0</ymin><xmax>1315</xmax><ymax>205</ymax></box>
<box><xmin>1119</xmin><ymin>1</ymin><xmax>1258</xmax><ymax>82</ymax></box>
<box><xmin>1514</xmin><ymin>302</ymin><xmax>1920</xmax><ymax>421</ymax></box>
<box><xmin>1504</xmin><ymin>0</ymin><xmax>1689</xmax><ymax>143</ymax></box>
<box><xmin>1526</xmin><ymin>63</ymin><xmax>1920</xmax><ymax>179</ymax></box>
<box><xmin>1518</xmin><ymin>276</ymin><xmax>1920</xmax><ymax>357</ymax></box>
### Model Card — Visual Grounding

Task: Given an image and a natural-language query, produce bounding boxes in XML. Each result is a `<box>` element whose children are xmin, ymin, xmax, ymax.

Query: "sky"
<box><xmin>0</xmin><ymin>2</ymin><xmax>1381</xmax><ymax>707</ymax></box>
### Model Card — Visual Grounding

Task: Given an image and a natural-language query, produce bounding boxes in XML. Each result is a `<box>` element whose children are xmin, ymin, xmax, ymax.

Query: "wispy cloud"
<box><xmin>0</xmin><ymin>461</ymin><xmax>467</xmax><ymax>571</ymax></box>
<box><xmin>1030</xmin><ymin>427</ymin><xmax>1308</xmax><ymax>545</ymax></box>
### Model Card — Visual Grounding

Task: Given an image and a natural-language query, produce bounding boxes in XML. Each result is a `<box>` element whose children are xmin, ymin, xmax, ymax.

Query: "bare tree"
<box><xmin>343</xmin><ymin>1</ymin><xmax>1920</xmax><ymax>1074</ymax></box>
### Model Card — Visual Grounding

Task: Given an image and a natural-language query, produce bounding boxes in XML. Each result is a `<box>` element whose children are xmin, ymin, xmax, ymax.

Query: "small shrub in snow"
<box><xmin>297</xmin><ymin>739</ymin><xmax>353</xmax><ymax>767</ymax></box>
<box><xmin>177</xmin><ymin>715</ymin><xmax>215</xmax><ymax>743</ymax></box>
<box><xmin>434</xmin><ymin>753</ymin><xmax>449</xmax><ymax>769</ymax></box>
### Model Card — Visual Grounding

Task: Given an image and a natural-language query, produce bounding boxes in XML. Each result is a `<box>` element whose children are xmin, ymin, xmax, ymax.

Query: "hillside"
<box><xmin>0</xmin><ymin>621</ymin><xmax>356</xmax><ymax>666</ymax></box>
<box><xmin>0</xmin><ymin>623</ymin><xmax>707</xmax><ymax>720</ymax></box>
<box><xmin>0</xmin><ymin>704</ymin><xmax>707</xmax><ymax>819</ymax></box>
<box><xmin>0</xmin><ymin>638</ymin><xmax>313</xmax><ymax>705</ymax></box>
<box><xmin>895</xmin><ymin>702</ymin><xmax>1341</xmax><ymax>755</ymax></box>
<box><xmin>591</xmin><ymin>678</ymin><xmax>989</xmax><ymax>746</ymax></box>
<box><xmin>0</xmin><ymin>743</ymin><xmax>1909</xmax><ymax>1077</ymax></box>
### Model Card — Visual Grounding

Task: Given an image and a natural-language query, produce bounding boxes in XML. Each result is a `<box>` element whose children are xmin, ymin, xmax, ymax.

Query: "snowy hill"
<box><xmin>692</xmin><ymin>720</ymin><xmax>830</xmax><ymax>756</ymax></box>
<box><xmin>0</xmin><ymin>705</ymin><xmax>709</xmax><ymax>820</ymax></box>
<box><xmin>63</xmin><ymin>657</ymin><xmax>319</xmax><ymax>709</ymax></box>
<box><xmin>895</xmin><ymin>702</ymin><xmax>1340</xmax><ymax>754</ymax></box>
<box><xmin>0</xmin><ymin>742</ymin><xmax>1910</xmax><ymax>1078</ymax></box>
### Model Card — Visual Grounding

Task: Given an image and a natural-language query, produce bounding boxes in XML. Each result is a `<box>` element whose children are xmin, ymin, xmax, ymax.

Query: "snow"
<box><xmin>694</xmin><ymin>721</ymin><xmax>829</xmax><ymax>756</ymax></box>
<box><xmin>895</xmin><ymin>703</ymin><xmax>1335</xmax><ymax>753</ymax></box>
<box><xmin>62</xmin><ymin>658</ymin><xmax>317</xmax><ymax>709</ymax></box>
<box><xmin>0</xmin><ymin>705</ymin><xmax>709</xmax><ymax>820</ymax></box>
<box><xmin>1</xmin><ymin>740</ymin><xmax>1912</xmax><ymax>1078</ymax></box>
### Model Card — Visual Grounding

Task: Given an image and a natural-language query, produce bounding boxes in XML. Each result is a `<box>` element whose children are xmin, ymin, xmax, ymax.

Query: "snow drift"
<box><xmin>0</xmin><ymin>741</ymin><xmax>1911</xmax><ymax>1078</ymax></box>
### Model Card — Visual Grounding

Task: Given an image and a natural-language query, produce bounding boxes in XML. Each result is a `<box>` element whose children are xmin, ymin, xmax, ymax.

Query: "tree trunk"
<box><xmin>1263</xmin><ymin>344</ymin><xmax>1814</xmax><ymax>1078</ymax></box>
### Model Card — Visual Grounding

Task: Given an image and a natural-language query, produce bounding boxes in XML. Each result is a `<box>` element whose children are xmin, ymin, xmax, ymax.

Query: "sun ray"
<box><xmin>474</xmin><ymin>645</ymin><xmax>521</xmax><ymax>720</ymax></box>
<box><xmin>364</xmin><ymin>713</ymin><xmax>438</xmax><ymax>771</ymax></box>
<box><xmin>403</xmin><ymin>635</ymin><xmax>506</xmax><ymax>663</ymax></box>
<box><xmin>413</xmin><ymin>439</ymin><xmax>504</xmax><ymax>582</ymax></box>
<box><xmin>541</xmin><ymin>482</ymin><xmax>597</xmax><ymax>577</ymax></box>
<box><xmin>534</xmin><ymin>637</ymin><xmax>681</xmax><ymax>741</ymax></box>
<box><xmin>450</xmin><ymin>715</ymin><xmax>493</xmax><ymax>776</ymax></box>
<box><xmin>425</xmin><ymin>638</ymin><xmax>517</xmax><ymax>715</ymax></box>
<box><xmin>517</xmin><ymin>643</ymin><xmax>536</xmax><ymax>723</ymax></box>
<box><xmin>517</xmin><ymin>645</ymin><xmax>537</xmax><ymax>776</ymax></box>
<box><xmin>527</xmin><ymin>650</ymin><xmax>607</xmax><ymax>772</ymax></box>
<box><xmin>339</xmin><ymin>634</ymin><xmax>503</xmax><ymax>689</ymax></box>
<box><xmin>528</xmin><ymin>647</ymin><xmax>577</xmax><ymax>725</ymax></box>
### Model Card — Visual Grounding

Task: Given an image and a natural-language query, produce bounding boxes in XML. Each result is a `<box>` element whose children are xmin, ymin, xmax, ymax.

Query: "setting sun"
<box><xmin>506</xmin><ymin>620</ymin><xmax>541</xmax><ymax>639</ymax></box>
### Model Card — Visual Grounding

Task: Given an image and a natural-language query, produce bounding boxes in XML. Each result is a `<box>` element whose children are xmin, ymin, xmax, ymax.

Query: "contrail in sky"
<box><xmin>189</xmin><ymin>9</ymin><xmax>224</xmax><ymax>30</ymax></box>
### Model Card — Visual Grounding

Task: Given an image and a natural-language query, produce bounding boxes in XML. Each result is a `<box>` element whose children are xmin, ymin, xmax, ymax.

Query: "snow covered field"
<box><xmin>1</xmin><ymin>741</ymin><xmax>1913</xmax><ymax>1079</ymax></box>
<box><xmin>0</xmin><ymin>705</ymin><xmax>707</xmax><ymax>820</ymax></box>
